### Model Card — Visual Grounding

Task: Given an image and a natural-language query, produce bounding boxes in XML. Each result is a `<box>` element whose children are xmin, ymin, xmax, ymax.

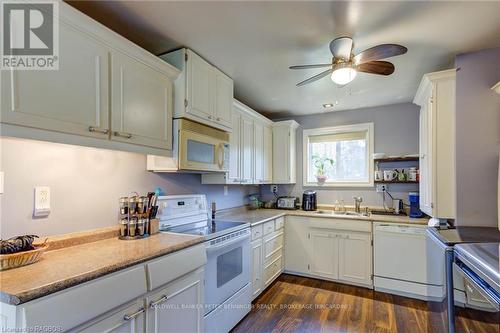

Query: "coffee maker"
<box><xmin>302</xmin><ymin>190</ymin><xmax>317</xmax><ymax>211</ymax></box>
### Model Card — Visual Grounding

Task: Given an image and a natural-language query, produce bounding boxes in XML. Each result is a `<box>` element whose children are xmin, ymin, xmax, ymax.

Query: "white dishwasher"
<box><xmin>373</xmin><ymin>222</ymin><xmax>444</xmax><ymax>301</ymax></box>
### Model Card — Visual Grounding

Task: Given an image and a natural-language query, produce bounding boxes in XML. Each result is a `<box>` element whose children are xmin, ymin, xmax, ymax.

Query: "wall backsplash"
<box><xmin>0</xmin><ymin>137</ymin><xmax>257</xmax><ymax>238</ymax></box>
<box><xmin>262</xmin><ymin>102</ymin><xmax>421</xmax><ymax>208</ymax></box>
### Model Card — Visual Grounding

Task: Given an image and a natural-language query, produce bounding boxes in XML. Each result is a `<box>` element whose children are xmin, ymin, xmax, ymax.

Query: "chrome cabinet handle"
<box><xmin>114</xmin><ymin>131</ymin><xmax>132</xmax><ymax>139</ymax></box>
<box><xmin>150</xmin><ymin>295</ymin><xmax>168</xmax><ymax>308</ymax></box>
<box><xmin>123</xmin><ymin>307</ymin><xmax>144</xmax><ymax>321</ymax></box>
<box><xmin>88</xmin><ymin>126</ymin><xmax>109</xmax><ymax>134</ymax></box>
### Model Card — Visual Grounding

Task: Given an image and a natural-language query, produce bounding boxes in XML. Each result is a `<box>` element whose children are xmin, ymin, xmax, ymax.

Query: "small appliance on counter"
<box><xmin>118</xmin><ymin>192</ymin><xmax>159</xmax><ymax>240</ymax></box>
<box><xmin>409</xmin><ymin>192</ymin><xmax>423</xmax><ymax>218</ymax></box>
<box><xmin>276</xmin><ymin>196</ymin><xmax>299</xmax><ymax>210</ymax></box>
<box><xmin>302</xmin><ymin>190</ymin><xmax>317</xmax><ymax>211</ymax></box>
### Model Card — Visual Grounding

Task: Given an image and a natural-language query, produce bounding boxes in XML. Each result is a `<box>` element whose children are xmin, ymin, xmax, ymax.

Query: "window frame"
<box><xmin>302</xmin><ymin>123</ymin><xmax>374</xmax><ymax>187</ymax></box>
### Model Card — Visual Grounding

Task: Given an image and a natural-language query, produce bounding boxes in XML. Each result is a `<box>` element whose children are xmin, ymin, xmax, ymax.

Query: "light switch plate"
<box><xmin>34</xmin><ymin>186</ymin><xmax>51</xmax><ymax>217</ymax></box>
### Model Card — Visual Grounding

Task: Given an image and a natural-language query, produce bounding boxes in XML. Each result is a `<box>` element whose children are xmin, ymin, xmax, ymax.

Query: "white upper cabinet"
<box><xmin>0</xmin><ymin>2</ymin><xmax>179</xmax><ymax>155</ymax></box>
<box><xmin>160</xmin><ymin>49</ymin><xmax>233</xmax><ymax>132</ymax></box>
<box><xmin>413</xmin><ymin>69</ymin><xmax>456</xmax><ymax>220</ymax></box>
<box><xmin>1</xmin><ymin>20</ymin><xmax>110</xmax><ymax>139</ymax></box>
<box><xmin>272</xmin><ymin>120</ymin><xmax>299</xmax><ymax>184</ymax></box>
<box><xmin>111</xmin><ymin>51</ymin><xmax>173</xmax><ymax>150</ymax></box>
<box><xmin>201</xmin><ymin>99</ymin><xmax>273</xmax><ymax>185</ymax></box>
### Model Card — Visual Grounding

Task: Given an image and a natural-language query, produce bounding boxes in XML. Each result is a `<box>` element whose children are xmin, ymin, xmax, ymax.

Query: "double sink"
<box><xmin>314</xmin><ymin>210</ymin><xmax>370</xmax><ymax>217</ymax></box>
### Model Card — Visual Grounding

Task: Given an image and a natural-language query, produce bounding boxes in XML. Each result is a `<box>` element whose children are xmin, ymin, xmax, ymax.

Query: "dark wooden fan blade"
<box><xmin>356</xmin><ymin>61</ymin><xmax>395</xmax><ymax>75</ymax></box>
<box><xmin>354</xmin><ymin>44</ymin><xmax>407</xmax><ymax>64</ymax></box>
<box><xmin>289</xmin><ymin>64</ymin><xmax>331</xmax><ymax>70</ymax></box>
<box><xmin>330</xmin><ymin>37</ymin><xmax>353</xmax><ymax>61</ymax></box>
<box><xmin>297</xmin><ymin>69</ymin><xmax>333</xmax><ymax>86</ymax></box>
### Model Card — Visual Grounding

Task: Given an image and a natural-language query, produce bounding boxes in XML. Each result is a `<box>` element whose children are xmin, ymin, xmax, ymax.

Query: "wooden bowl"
<box><xmin>0</xmin><ymin>244</ymin><xmax>48</xmax><ymax>271</ymax></box>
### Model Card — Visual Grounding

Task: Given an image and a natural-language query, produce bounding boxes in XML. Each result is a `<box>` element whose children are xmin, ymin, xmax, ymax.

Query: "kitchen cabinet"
<box><xmin>160</xmin><ymin>48</ymin><xmax>233</xmax><ymax>132</ymax></box>
<box><xmin>254</xmin><ymin>121</ymin><xmax>264</xmax><ymax>183</ymax></box>
<box><xmin>310</xmin><ymin>230</ymin><xmax>339</xmax><ymax>280</ymax></box>
<box><xmin>413</xmin><ymin>69</ymin><xmax>456</xmax><ymax>220</ymax></box>
<box><xmin>272</xmin><ymin>120</ymin><xmax>299</xmax><ymax>184</ymax></box>
<box><xmin>241</xmin><ymin>113</ymin><xmax>255</xmax><ymax>183</ymax></box>
<box><xmin>251</xmin><ymin>239</ymin><xmax>263</xmax><ymax>299</ymax></box>
<box><xmin>75</xmin><ymin>299</ymin><xmax>145</xmax><ymax>333</ymax></box>
<box><xmin>111</xmin><ymin>51</ymin><xmax>173</xmax><ymax>150</ymax></box>
<box><xmin>284</xmin><ymin>216</ymin><xmax>310</xmax><ymax>274</ymax></box>
<box><xmin>0</xmin><ymin>1</ymin><xmax>179</xmax><ymax>155</ymax></box>
<box><xmin>146</xmin><ymin>268</ymin><xmax>204</xmax><ymax>333</ymax></box>
<box><xmin>338</xmin><ymin>232</ymin><xmax>372</xmax><ymax>286</ymax></box>
<box><xmin>263</xmin><ymin>125</ymin><xmax>273</xmax><ymax>183</ymax></box>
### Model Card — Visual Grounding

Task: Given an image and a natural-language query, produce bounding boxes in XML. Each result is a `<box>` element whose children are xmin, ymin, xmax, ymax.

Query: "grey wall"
<box><xmin>262</xmin><ymin>103</ymin><xmax>420</xmax><ymax>208</ymax></box>
<box><xmin>0</xmin><ymin>137</ymin><xmax>256</xmax><ymax>238</ymax></box>
<box><xmin>455</xmin><ymin>47</ymin><xmax>500</xmax><ymax>227</ymax></box>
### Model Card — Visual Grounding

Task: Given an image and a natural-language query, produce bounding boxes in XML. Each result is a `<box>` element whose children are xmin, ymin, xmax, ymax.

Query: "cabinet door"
<box><xmin>111</xmin><ymin>51</ymin><xmax>173</xmax><ymax>150</ymax></box>
<box><xmin>272</xmin><ymin>126</ymin><xmax>290</xmax><ymax>183</ymax></box>
<box><xmin>186</xmin><ymin>50</ymin><xmax>214</xmax><ymax>121</ymax></box>
<box><xmin>310</xmin><ymin>230</ymin><xmax>338</xmax><ymax>280</ymax></box>
<box><xmin>251</xmin><ymin>239</ymin><xmax>263</xmax><ymax>299</ymax></box>
<box><xmin>1</xmin><ymin>21</ymin><xmax>109</xmax><ymax>138</ymax></box>
<box><xmin>227</xmin><ymin>109</ymin><xmax>241</xmax><ymax>183</ymax></box>
<box><xmin>147</xmin><ymin>269</ymin><xmax>204</xmax><ymax>333</ymax></box>
<box><xmin>254</xmin><ymin>121</ymin><xmax>264</xmax><ymax>183</ymax></box>
<box><xmin>263</xmin><ymin>125</ymin><xmax>273</xmax><ymax>183</ymax></box>
<box><xmin>75</xmin><ymin>299</ymin><xmax>145</xmax><ymax>333</ymax></box>
<box><xmin>241</xmin><ymin>114</ymin><xmax>254</xmax><ymax>183</ymax></box>
<box><xmin>419</xmin><ymin>94</ymin><xmax>434</xmax><ymax>215</ymax></box>
<box><xmin>284</xmin><ymin>217</ymin><xmax>310</xmax><ymax>274</ymax></box>
<box><xmin>214</xmin><ymin>71</ymin><xmax>233</xmax><ymax>129</ymax></box>
<box><xmin>338</xmin><ymin>233</ymin><xmax>372</xmax><ymax>286</ymax></box>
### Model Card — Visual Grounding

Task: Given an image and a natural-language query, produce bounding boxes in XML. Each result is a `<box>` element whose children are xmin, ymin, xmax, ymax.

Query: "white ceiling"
<box><xmin>69</xmin><ymin>1</ymin><xmax>500</xmax><ymax>117</ymax></box>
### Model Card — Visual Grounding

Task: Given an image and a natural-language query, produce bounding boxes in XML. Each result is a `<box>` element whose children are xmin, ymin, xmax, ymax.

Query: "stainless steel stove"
<box><xmin>156</xmin><ymin>195</ymin><xmax>252</xmax><ymax>333</ymax></box>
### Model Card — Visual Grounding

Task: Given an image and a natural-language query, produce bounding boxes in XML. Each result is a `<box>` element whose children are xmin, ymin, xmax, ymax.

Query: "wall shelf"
<box><xmin>374</xmin><ymin>156</ymin><xmax>419</xmax><ymax>163</ymax></box>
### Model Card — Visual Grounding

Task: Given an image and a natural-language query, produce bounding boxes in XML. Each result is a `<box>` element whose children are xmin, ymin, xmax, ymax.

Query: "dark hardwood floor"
<box><xmin>232</xmin><ymin>274</ymin><xmax>499</xmax><ymax>333</ymax></box>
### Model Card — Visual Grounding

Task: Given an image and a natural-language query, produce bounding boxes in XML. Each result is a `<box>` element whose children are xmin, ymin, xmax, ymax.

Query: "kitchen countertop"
<box><xmin>217</xmin><ymin>207</ymin><xmax>429</xmax><ymax>226</ymax></box>
<box><xmin>428</xmin><ymin>227</ymin><xmax>500</xmax><ymax>246</ymax></box>
<box><xmin>0</xmin><ymin>232</ymin><xmax>203</xmax><ymax>305</ymax></box>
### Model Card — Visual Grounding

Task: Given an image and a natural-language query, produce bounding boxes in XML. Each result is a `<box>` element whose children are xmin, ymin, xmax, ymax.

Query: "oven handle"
<box><xmin>206</xmin><ymin>232</ymin><xmax>250</xmax><ymax>253</ymax></box>
<box><xmin>455</xmin><ymin>260</ymin><xmax>500</xmax><ymax>311</ymax></box>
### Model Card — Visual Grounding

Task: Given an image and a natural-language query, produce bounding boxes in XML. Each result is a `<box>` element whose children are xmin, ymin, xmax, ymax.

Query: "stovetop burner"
<box><xmin>164</xmin><ymin>220</ymin><xmax>248</xmax><ymax>240</ymax></box>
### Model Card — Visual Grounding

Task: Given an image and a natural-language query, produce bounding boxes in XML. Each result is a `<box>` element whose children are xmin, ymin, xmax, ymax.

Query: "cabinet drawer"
<box><xmin>146</xmin><ymin>244</ymin><xmax>206</xmax><ymax>291</ymax></box>
<box><xmin>263</xmin><ymin>220</ymin><xmax>275</xmax><ymax>235</ymax></box>
<box><xmin>251</xmin><ymin>224</ymin><xmax>263</xmax><ymax>240</ymax></box>
<box><xmin>264</xmin><ymin>254</ymin><xmax>282</xmax><ymax>286</ymax></box>
<box><xmin>21</xmin><ymin>265</ymin><xmax>147</xmax><ymax>332</ymax></box>
<box><xmin>263</xmin><ymin>231</ymin><xmax>284</xmax><ymax>261</ymax></box>
<box><xmin>274</xmin><ymin>217</ymin><xmax>284</xmax><ymax>230</ymax></box>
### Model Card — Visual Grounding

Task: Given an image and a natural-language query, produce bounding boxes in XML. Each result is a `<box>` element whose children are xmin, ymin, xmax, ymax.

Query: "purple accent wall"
<box><xmin>455</xmin><ymin>47</ymin><xmax>500</xmax><ymax>226</ymax></box>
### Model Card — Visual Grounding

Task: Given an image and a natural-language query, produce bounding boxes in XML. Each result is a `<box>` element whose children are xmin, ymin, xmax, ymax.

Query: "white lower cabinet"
<box><xmin>284</xmin><ymin>217</ymin><xmax>373</xmax><ymax>288</ymax></box>
<box><xmin>146</xmin><ymin>268</ymin><xmax>204</xmax><ymax>333</ymax></box>
<box><xmin>250</xmin><ymin>218</ymin><xmax>284</xmax><ymax>300</ymax></box>
<box><xmin>251</xmin><ymin>239</ymin><xmax>263</xmax><ymax>299</ymax></box>
<box><xmin>74</xmin><ymin>299</ymin><xmax>146</xmax><ymax>333</ymax></box>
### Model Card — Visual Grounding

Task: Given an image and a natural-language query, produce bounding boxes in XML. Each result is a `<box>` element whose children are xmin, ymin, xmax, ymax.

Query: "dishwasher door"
<box><xmin>374</xmin><ymin>223</ymin><xmax>438</xmax><ymax>284</ymax></box>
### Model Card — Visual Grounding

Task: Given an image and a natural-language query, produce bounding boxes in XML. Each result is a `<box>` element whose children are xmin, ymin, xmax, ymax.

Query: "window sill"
<box><xmin>303</xmin><ymin>182</ymin><xmax>374</xmax><ymax>188</ymax></box>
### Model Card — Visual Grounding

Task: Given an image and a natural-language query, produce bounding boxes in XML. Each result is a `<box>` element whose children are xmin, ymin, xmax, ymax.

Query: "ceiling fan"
<box><xmin>290</xmin><ymin>37</ymin><xmax>407</xmax><ymax>86</ymax></box>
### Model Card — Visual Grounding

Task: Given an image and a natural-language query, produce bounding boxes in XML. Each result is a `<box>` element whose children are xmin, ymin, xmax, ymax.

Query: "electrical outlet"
<box><xmin>223</xmin><ymin>186</ymin><xmax>228</xmax><ymax>196</ymax></box>
<box><xmin>376</xmin><ymin>184</ymin><xmax>387</xmax><ymax>193</ymax></box>
<box><xmin>270</xmin><ymin>185</ymin><xmax>278</xmax><ymax>194</ymax></box>
<box><xmin>34</xmin><ymin>186</ymin><xmax>51</xmax><ymax>217</ymax></box>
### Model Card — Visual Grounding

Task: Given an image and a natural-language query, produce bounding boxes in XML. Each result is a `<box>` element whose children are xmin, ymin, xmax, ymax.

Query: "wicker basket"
<box><xmin>0</xmin><ymin>244</ymin><xmax>48</xmax><ymax>271</ymax></box>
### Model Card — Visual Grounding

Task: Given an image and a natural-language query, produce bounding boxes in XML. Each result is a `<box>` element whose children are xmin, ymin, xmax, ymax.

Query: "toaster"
<box><xmin>276</xmin><ymin>196</ymin><xmax>299</xmax><ymax>210</ymax></box>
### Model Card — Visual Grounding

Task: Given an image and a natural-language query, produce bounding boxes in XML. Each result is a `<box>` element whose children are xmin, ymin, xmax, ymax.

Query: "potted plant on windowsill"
<box><xmin>312</xmin><ymin>155</ymin><xmax>334</xmax><ymax>184</ymax></box>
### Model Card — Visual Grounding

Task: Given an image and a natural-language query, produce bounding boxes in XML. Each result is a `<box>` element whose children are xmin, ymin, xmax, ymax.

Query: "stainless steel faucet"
<box><xmin>353</xmin><ymin>197</ymin><xmax>363</xmax><ymax>213</ymax></box>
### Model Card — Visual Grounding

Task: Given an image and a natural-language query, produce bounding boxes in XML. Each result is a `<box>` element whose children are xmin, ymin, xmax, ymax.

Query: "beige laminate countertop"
<box><xmin>0</xmin><ymin>232</ymin><xmax>203</xmax><ymax>305</ymax></box>
<box><xmin>217</xmin><ymin>208</ymin><xmax>429</xmax><ymax>226</ymax></box>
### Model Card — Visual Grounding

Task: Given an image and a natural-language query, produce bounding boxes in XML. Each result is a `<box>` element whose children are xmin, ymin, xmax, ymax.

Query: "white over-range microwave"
<box><xmin>147</xmin><ymin>119</ymin><xmax>230</xmax><ymax>172</ymax></box>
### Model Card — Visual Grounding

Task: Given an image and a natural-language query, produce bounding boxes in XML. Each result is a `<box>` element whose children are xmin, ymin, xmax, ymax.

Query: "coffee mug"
<box><xmin>374</xmin><ymin>170</ymin><xmax>383</xmax><ymax>181</ymax></box>
<box><xmin>408</xmin><ymin>168</ymin><xmax>418</xmax><ymax>181</ymax></box>
<box><xmin>383</xmin><ymin>170</ymin><xmax>398</xmax><ymax>181</ymax></box>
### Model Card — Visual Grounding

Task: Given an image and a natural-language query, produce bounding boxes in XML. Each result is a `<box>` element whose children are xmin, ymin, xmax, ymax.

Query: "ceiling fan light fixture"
<box><xmin>331</xmin><ymin>63</ymin><xmax>357</xmax><ymax>85</ymax></box>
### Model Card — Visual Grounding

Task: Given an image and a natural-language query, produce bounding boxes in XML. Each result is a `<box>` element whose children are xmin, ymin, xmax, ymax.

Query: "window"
<box><xmin>303</xmin><ymin>123</ymin><xmax>374</xmax><ymax>187</ymax></box>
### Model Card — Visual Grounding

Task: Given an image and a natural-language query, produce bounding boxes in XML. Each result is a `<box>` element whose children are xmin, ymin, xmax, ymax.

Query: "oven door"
<box><xmin>204</xmin><ymin>230</ymin><xmax>250</xmax><ymax>315</ymax></box>
<box><xmin>178</xmin><ymin>129</ymin><xmax>229</xmax><ymax>172</ymax></box>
